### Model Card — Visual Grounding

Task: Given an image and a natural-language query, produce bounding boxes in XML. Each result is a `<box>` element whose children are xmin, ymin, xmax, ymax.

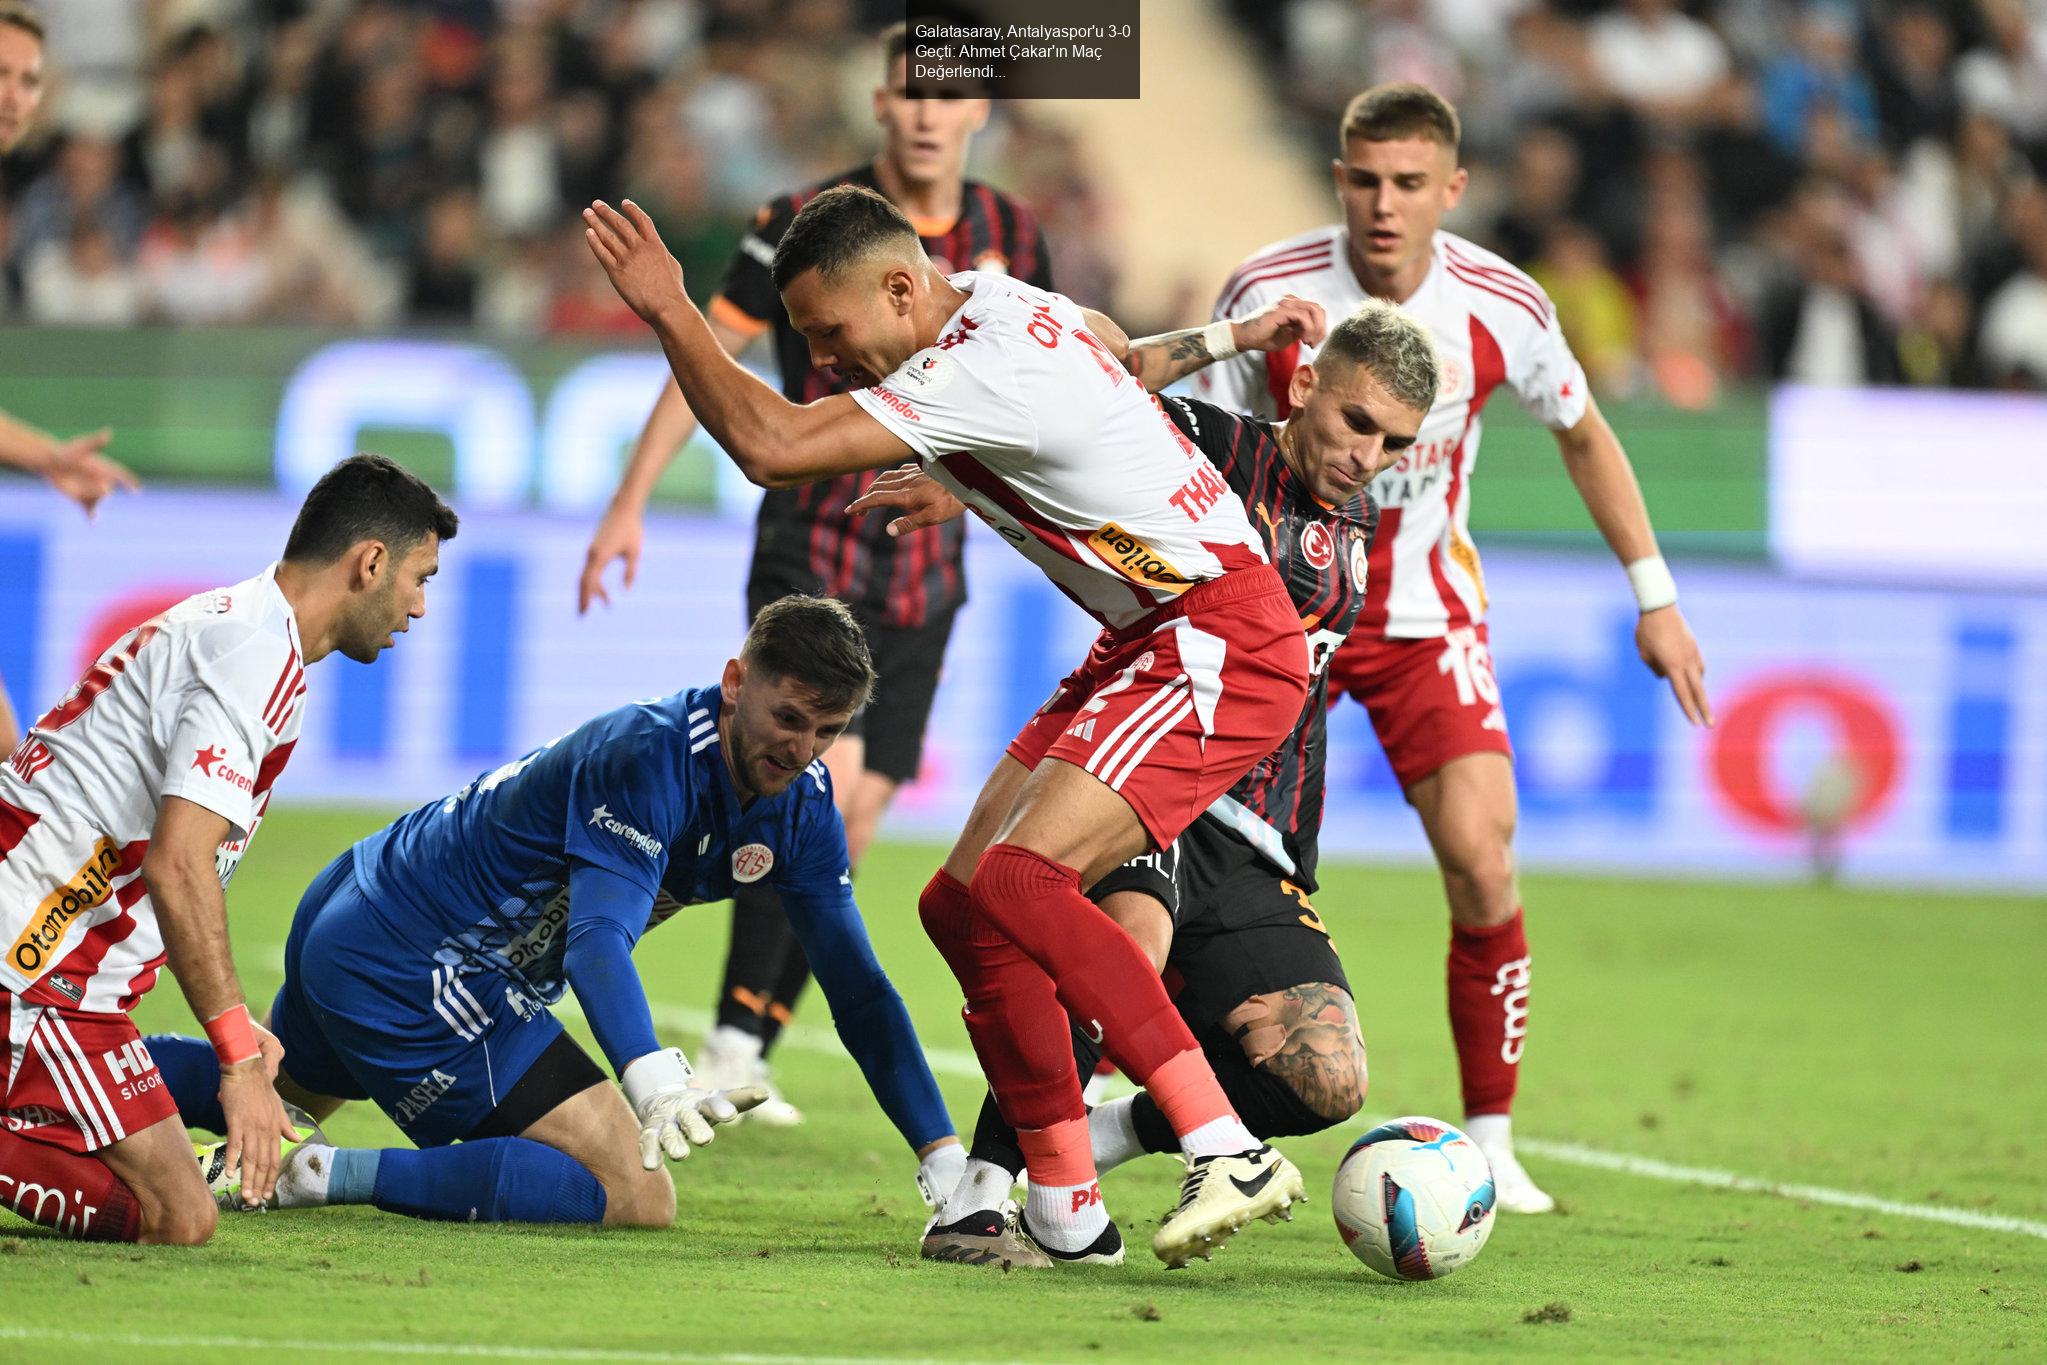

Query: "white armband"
<box><xmin>622</xmin><ymin>1046</ymin><xmax>694</xmax><ymax>1111</ymax></box>
<box><xmin>1200</xmin><ymin>319</ymin><xmax>1240</xmax><ymax>362</ymax></box>
<box><xmin>1625</xmin><ymin>555</ymin><xmax>1679</xmax><ymax>613</ymax></box>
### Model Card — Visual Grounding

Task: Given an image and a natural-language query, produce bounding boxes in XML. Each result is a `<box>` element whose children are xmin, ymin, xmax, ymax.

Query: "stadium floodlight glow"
<box><xmin>275</xmin><ymin>340</ymin><xmax>537</xmax><ymax>508</ymax></box>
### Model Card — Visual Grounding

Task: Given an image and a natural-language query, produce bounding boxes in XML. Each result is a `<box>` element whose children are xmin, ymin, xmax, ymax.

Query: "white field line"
<box><xmin>0</xmin><ymin>1326</ymin><xmax>1065</xmax><ymax>1365</ymax></box>
<box><xmin>253</xmin><ymin>948</ymin><xmax>2047</xmax><ymax>1244</ymax></box>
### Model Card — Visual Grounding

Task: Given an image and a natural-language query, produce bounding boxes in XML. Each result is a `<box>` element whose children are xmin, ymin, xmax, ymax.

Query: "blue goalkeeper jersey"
<box><xmin>341</xmin><ymin>685</ymin><xmax>951</xmax><ymax>1150</ymax></box>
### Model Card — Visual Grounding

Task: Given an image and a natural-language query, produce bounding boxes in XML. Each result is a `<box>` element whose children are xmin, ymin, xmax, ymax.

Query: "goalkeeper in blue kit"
<box><xmin>147</xmin><ymin>596</ymin><xmax>963</xmax><ymax>1225</ymax></box>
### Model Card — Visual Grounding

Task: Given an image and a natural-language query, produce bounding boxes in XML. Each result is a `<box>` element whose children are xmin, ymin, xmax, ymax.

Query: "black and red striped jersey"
<box><xmin>1158</xmin><ymin>395</ymin><xmax>1377</xmax><ymax>889</ymax></box>
<box><xmin>715</xmin><ymin>163</ymin><xmax>1053</xmax><ymax>628</ymax></box>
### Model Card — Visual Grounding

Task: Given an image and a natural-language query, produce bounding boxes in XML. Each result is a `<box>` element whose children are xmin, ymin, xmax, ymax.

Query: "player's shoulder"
<box><xmin>1217</xmin><ymin>224</ymin><xmax>1347</xmax><ymax>312</ymax></box>
<box><xmin>173</xmin><ymin>571</ymin><xmax>301</xmax><ymax>673</ymax></box>
<box><xmin>1432</xmin><ymin>230</ymin><xmax>1558</xmax><ymax>331</ymax></box>
<box><xmin>1160</xmin><ymin>393</ymin><xmax>1263</xmax><ymax>448</ymax></box>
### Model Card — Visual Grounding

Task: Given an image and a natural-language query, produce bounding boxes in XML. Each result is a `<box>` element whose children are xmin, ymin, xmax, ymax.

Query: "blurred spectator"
<box><xmin>8</xmin><ymin>133</ymin><xmax>145</xmax><ymax>266</ymax></box>
<box><xmin>1760</xmin><ymin>4</ymin><xmax>1878</xmax><ymax>158</ymax></box>
<box><xmin>1978</xmin><ymin>186</ymin><xmax>2047</xmax><ymax>385</ymax></box>
<box><xmin>1869</xmin><ymin>3</ymin><xmax>1959</xmax><ymax>151</ymax></box>
<box><xmin>1955</xmin><ymin>0</ymin><xmax>2047</xmax><ymax>147</ymax></box>
<box><xmin>137</xmin><ymin>179</ymin><xmax>264</xmax><ymax>324</ymax></box>
<box><xmin>1898</xmin><ymin>277</ymin><xmax>1979</xmax><ymax>387</ymax></box>
<box><xmin>1587</xmin><ymin>0</ymin><xmax>1736</xmax><ymax>128</ymax></box>
<box><xmin>478</xmin><ymin>37</ymin><xmax>560</xmax><ymax>238</ymax></box>
<box><xmin>1530</xmin><ymin>221</ymin><xmax>1637</xmax><ymax>395</ymax></box>
<box><xmin>408</xmin><ymin>186</ymin><xmax>482</xmax><ymax>324</ymax></box>
<box><xmin>1491</xmin><ymin>126</ymin><xmax>1580</xmax><ymax>265</ymax></box>
<box><xmin>244</xmin><ymin>172</ymin><xmax>383</xmax><ymax>327</ymax></box>
<box><xmin>1757</xmin><ymin>187</ymin><xmax>1901</xmax><ymax>385</ymax></box>
<box><xmin>22</xmin><ymin>216</ymin><xmax>141</xmax><ymax>324</ymax></box>
<box><xmin>1631</xmin><ymin>201</ymin><xmax>1747</xmax><ymax>408</ymax></box>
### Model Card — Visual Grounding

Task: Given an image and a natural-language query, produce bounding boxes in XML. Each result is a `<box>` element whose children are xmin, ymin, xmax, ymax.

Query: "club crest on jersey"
<box><xmin>1301</xmin><ymin>522</ymin><xmax>1336</xmax><ymax>570</ymax></box>
<box><xmin>1349</xmin><ymin>535</ymin><xmax>1369</xmax><ymax>592</ymax></box>
<box><xmin>732</xmin><ymin>843</ymin><xmax>775</xmax><ymax>883</ymax></box>
<box><xmin>1437</xmin><ymin>356</ymin><xmax>1464</xmax><ymax>400</ymax></box>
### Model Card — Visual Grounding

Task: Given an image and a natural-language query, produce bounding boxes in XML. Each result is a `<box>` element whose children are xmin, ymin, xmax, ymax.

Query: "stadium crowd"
<box><xmin>2</xmin><ymin>0</ymin><xmax>2044</xmax><ymax>399</ymax></box>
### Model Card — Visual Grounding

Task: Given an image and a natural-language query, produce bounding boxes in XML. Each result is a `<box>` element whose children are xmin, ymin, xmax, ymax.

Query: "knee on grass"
<box><xmin>598</xmin><ymin>1165</ymin><xmax>676</xmax><ymax>1227</ymax></box>
<box><xmin>140</xmin><ymin>1191</ymin><xmax>218</xmax><ymax>1247</ymax></box>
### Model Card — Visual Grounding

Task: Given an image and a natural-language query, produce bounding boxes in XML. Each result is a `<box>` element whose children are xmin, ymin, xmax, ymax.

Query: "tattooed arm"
<box><xmin>1120</xmin><ymin>294</ymin><xmax>1329</xmax><ymax>394</ymax></box>
<box><xmin>1224</xmin><ymin>981</ymin><xmax>1368</xmax><ymax>1123</ymax></box>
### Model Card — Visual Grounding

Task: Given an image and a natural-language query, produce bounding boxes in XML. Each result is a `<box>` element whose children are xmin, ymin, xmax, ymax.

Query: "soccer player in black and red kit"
<box><xmin>849</xmin><ymin>300</ymin><xmax>1444</xmax><ymax>1266</ymax></box>
<box><xmin>578</xmin><ymin>24</ymin><xmax>1049</xmax><ymax>1128</ymax></box>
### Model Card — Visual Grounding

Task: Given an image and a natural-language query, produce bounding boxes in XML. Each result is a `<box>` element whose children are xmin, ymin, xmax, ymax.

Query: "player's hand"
<box><xmin>1231</xmin><ymin>294</ymin><xmax>1327</xmax><ymax>356</ymax></box>
<box><xmin>1636</xmin><ymin>604</ymin><xmax>1712</xmax><ymax>727</ymax></box>
<box><xmin>251</xmin><ymin>1018</ymin><xmax>286</xmax><ymax>1084</ymax></box>
<box><xmin>622</xmin><ymin>1047</ymin><xmax>768</xmax><ymax>1170</ymax></box>
<box><xmin>578</xmin><ymin>503</ymin><xmax>645</xmax><ymax>613</ymax></box>
<box><xmin>845</xmin><ymin>464</ymin><xmax>966</xmax><ymax>538</ymax></box>
<box><xmin>41</xmin><ymin>429</ymin><xmax>139</xmax><ymax>520</ymax></box>
<box><xmin>217</xmin><ymin>1057</ymin><xmax>299</xmax><ymax>1208</ymax></box>
<box><xmin>583</xmin><ymin>199</ymin><xmax>687</xmax><ymax>324</ymax></box>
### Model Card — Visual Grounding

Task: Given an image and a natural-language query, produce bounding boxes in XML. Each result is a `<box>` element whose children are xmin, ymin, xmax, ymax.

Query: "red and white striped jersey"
<box><xmin>852</xmin><ymin>271</ymin><xmax>1269</xmax><ymax>633</ymax></box>
<box><xmin>1195</xmin><ymin>226</ymin><xmax>1588</xmax><ymax>639</ymax></box>
<box><xmin>0</xmin><ymin>567</ymin><xmax>305</xmax><ymax>1013</ymax></box>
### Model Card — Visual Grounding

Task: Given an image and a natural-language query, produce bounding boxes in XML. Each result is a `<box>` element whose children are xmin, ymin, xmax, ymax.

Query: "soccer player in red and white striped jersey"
<box><xmin>584</xmin><ymin>183</ymin><xmax>1331</xmax><ymax>1268</ymax></box>
<box><xmin>0</xmin><ymin>455</ymin><xmax>454</xmax><ymax>1242</ymax></box>
<box><xmin>1196</xmin><ymin>85</ymin><xmax>1712</xmax><ymax>1213</ymax></box>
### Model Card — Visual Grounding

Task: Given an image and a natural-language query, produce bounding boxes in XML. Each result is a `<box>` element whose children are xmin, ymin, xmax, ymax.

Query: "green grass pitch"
<box><xmin>4</xmin><ymin>806</ymin><xmax>2042</xmax><ymax>1362</ymax></box>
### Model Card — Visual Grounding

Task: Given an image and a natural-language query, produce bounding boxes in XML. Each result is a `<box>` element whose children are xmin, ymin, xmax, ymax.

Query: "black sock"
<box><xmin>714</xmin><ymin>881</ymin><xmax>802</xmax><ymax>1040</ymax></box>
<box><xmin>756</xmin><ymin>938</ymin><xmax>812</xmax><ymax>1057</ymax></box>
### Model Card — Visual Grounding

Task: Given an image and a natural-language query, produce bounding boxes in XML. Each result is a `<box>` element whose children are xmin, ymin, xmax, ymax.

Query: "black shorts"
<box><xmin>1091</xmin><ymin>816</ymin><xmax>1351</xmax><ymax>1034</ymax></box>
<box><xmin>746</xmin><ymin>582</ymin><xmax>957</xmax><ymax>786</ymax></box>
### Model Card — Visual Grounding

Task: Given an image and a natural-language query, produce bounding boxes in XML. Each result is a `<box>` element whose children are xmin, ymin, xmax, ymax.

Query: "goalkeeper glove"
<box><xmin>621</xmin><ymin>1047</ymin><xmax>767</xmax><ymax>1170</ymax></box>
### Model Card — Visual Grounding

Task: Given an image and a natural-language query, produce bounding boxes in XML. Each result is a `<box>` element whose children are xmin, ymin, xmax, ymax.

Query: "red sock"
<box><xmin>921</xmin><ymin>867</ymin><xmax>1083</xmax><ymax>1131</ymax></box>
<box><xmin>0</xmin><ymin>1129</ymin><xmax>143</xmax><ymax>1241</ymax></box>
<box><xmin>1447</xmin><ymin>908</ymin><xmax>1531</xmax><ymax>1115</ymax></box>
<box><xmin>969</xmin><ymin>843</ymin><xmax>1201</xmax><ymax>1086</ymax></box>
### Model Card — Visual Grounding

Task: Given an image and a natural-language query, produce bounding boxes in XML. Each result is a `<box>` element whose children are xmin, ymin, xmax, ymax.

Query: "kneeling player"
<box><xmin>862</xmin><ymin>299</ymin><xmax>1437</xmax><ymax>1264</ymax></box>
<box><xmin>151</xmin><ymin>597</ymin><xmax>964</xmax><ymax>1226</ymax></box>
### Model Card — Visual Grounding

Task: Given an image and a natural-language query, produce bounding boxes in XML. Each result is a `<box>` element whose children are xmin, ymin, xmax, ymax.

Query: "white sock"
<box><xmin>275</xmin><ymin>1142</ymin><xmax>336</xmax><ymax>1208</ymax></box>
<box><xmin>1463</xmin><ymin>1112</ymin><xmax>1512</xmax><ymax>1153</ymax></box>
<box><xmin>1088</xmin><ymin>1097</ymin><xmax>1146</xmax><ymax>1173</ymax></box>
<box><xmin>939</xmin><ymin>1156</ymin><xmax>1015</xmax><ymax>1224</ymax></box>
<box><xmin>1179</xmin><ymin>1114</ymin><xmax>1258</xmax><ymax>1160</ymax></box>
<box><xmin>1023</xmin><ymin>1176</ymin><xmax>1108</xmax><ymax>1254</ymax></box>
<box><xmin>703</xmin><ymin>1025</ymin><xmax>763</xmax><ymax>1060</ymax></box>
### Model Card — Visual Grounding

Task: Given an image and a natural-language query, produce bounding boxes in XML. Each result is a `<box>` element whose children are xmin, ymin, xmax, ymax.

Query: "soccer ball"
<box><xmin>1331</xmin><ymin>1116</ymin><xmax>1496</xmax><ymax>1280</ymax></box>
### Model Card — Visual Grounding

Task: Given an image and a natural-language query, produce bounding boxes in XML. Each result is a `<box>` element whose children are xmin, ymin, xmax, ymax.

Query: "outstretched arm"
<box><xmin>0</xmin><ymin>411</ymin><xmax>139</xmax><ymax>519</ymax></box>
<box><xmin>583</xmin><ymin>200</ymin><xmax>914</xmax><ymax>489</ymax></box>
<box><xmin>1119</xmin><ymin>294</ymin><xmax>1327</xmax><ymax>394</ymax></box>
<box><xmin>1553</xmin><ymin>397</ymin><xmax>1712</xmax><ymax>727</ymax></box>
<box><xmin>781</xmin><ymin>880</ymin><xmax>955</xmax><ymax>1156</ymax></box>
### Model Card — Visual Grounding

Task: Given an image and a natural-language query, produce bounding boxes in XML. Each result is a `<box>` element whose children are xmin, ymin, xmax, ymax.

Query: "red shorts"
<box><xmin>0</xmin><ymin>993</ymin><xmax>174</xmax><ymax>1153</ymax></box>
<box><xmin>1326</xmin><ymin>623</ymin><xmax>1513</xmax><ymax>790</ymax></box>
<box><xmin>1007</xmin><ymin>567</ymin><xmax>1309</xmax><ymax>849</ymax></box>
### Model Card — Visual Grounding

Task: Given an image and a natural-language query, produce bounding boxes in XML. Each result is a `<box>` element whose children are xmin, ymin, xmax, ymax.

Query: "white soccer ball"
<box><xmin>1331</xmin><ymin>1116</ymin><xmax>1496</xmax><ymax>1280</ymax></box>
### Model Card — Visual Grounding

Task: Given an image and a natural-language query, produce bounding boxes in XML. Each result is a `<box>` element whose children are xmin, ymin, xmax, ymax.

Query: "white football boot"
<box><xmin>1464</xmin><ymin>1113</ymin><xmax>1555</xmax><ymax>1214</ymax></box>
<box><xmin>1152</xmin><ymin>1144</ymin><xmax>1304</xmax><ymax>1268</ymax></box>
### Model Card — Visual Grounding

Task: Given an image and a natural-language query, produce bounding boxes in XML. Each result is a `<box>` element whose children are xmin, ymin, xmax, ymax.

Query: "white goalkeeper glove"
<box><xmin>621</xmin><ymin>1048</ymin><xmax>767</xmax><ymax>1170</ymax></box>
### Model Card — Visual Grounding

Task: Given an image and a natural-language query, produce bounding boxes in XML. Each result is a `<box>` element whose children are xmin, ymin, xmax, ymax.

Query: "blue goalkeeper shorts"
<box><xmin>268</xmin><ymin>851</ymin><xmax>569</xmax><ymax>1148</ymax></box>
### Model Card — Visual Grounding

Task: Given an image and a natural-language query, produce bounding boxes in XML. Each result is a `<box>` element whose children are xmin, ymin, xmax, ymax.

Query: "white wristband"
<box><xmin>1625</xmin><ymin>555</ymin><xmax>1678</xmax><ymax>613</ymax></box>
<box><xmin>1200</xmin><ymin>319</ymin><xmax>1240</xmax><ymax>362</ymax></box>
<box><xmin>622</xmin><ymin>1047</ymin><xmax>694</xmax><ymax>1112</ymax></box>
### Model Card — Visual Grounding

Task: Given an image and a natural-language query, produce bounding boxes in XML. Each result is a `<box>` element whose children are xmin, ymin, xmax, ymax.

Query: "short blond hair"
<box><xmin>1340</xmin><ymin>83</ymin><xmax>1460</xmax><ymax>153</ymax></box>
<box><xmin>1318</xmin><ymin>299</ymin><xmax>1440</xmax><ymax>415</ymax></box>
